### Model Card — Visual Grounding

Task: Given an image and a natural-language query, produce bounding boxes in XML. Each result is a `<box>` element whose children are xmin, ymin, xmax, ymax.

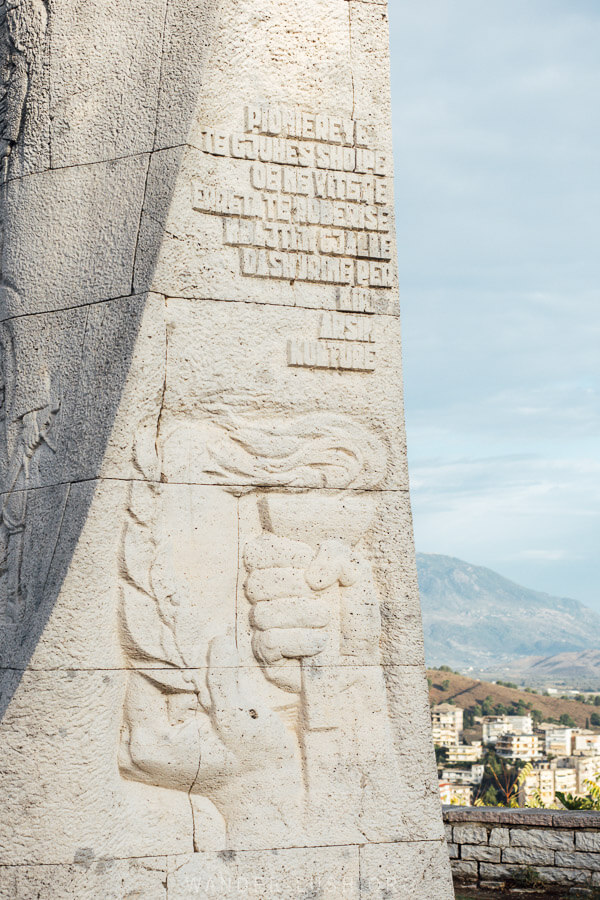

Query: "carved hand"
<box><xmin>120</xmin><ymin>636</ymin><xmax>303</xmax><ymax>845</ymax></box>
<box><xmin>21</xmin><ymin>409</ymin><xmax>40</xmax><ymax>456</ymax></box>
<box><xmin>244</xmin><ymin>533</ymin><xmax>359</xmax><ymax>692</ymax></box>
<box><xmin>195</xmin><ymin>635</ymin><xmax>303</xmax><ymax>844</ymax></box>
<box><xmin>201</xmin><ymin>634</ymin><xmax>298</xmax><ymax>776</ymax></box>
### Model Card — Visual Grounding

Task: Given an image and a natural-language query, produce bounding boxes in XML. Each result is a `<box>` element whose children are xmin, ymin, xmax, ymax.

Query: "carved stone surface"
<box><xmin>0</xmin><ymin>0</ymin><xmax>454</xmax><ymax>896</ymax></box>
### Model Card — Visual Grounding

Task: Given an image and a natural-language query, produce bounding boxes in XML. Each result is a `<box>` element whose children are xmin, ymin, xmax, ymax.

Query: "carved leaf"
<box><xmin>120</xmin><ymin>582</ymin><xmax>174</xmax><ymax>668</ymax></box>
<box><xmin>133</xmin><ymin>423</ymin><xmax>161</xmax><ymax>483</ymax></box>
<box><xmin>121</xmin><ymin>519</ymin><xmax>154</xmax><ymax>597</ymax></box>
<box><xmin>139</xmin><ymin>666</ymin><xmax>196</xmax><ymax>695</ymax></box>
<box><xmin>128</xmin><ymin>479</ymin><xmax>157</xmax><ymax>527</ymax></box>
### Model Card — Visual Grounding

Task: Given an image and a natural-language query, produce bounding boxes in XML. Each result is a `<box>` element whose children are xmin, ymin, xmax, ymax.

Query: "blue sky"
<box><xmin>389</xmin><ymin>0</ymin><xmax>600</xmax><ymax>610</ymax></box>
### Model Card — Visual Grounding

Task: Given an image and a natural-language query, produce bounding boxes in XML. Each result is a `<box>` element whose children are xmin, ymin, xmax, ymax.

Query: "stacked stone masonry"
<box><xmin>445</xmin><ymin>806</ymin><xmax>600</xmax><ymax>895</ymax></box>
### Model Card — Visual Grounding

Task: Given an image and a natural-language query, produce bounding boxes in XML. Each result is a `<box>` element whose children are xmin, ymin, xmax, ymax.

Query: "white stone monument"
<box><xmin>0</xmin><ymin>0</ymin><xmax>455</xmax><ymax>897</ymax></box>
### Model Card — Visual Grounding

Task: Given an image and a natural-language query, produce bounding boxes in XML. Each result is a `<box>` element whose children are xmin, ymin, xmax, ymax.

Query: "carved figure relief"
<box><xmin>0</xmin><ymin>0</ymin><xmax>48</xmax><ymax>179</ymax></box>
<box><xmin>118</xmin><ymin>412</ymin><xmax>403</xmax><ymax>847</ymax></box>
<box><xmin>0</xmin><ymin>0</ymin><xmax>51</xmax><ymax>625</ymax></box>
<box><xmin>0</xmin><ymin>323</ymin><xmax>59</xmax><ymax>625</ymax></box>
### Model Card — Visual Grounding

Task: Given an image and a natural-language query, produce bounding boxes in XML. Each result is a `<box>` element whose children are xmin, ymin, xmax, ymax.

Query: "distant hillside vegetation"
<box><xmin>427</xmin><ymin>670</ymin><xmax>599</xmax><ymax>731</ymax></box>
<box><xmin>418</xmin><ymin>553</ymin><xmax>600</xmax><ymax>678</ymax></box>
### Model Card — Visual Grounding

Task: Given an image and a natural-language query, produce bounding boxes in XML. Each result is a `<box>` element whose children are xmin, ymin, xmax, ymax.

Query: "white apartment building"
<box><xmin>446</xmin><ymin>742</ymin><xmax>483</xmax><ymax>764</ymax></box>
<box><xmin>574</xmin><ymin>733</ymin><xmax>600</xmax><ymax>754</ymax></box>
<box><xmin>441</xmin><ymin>765</ymin><xmax>485</xmax><ymax>786</ymax></box>
<box><xmin>554</xmin><ymin>766</ymin><xmax>578</xmax><ymax>796</ymax></box>
<box><xmin>439</xmin><ymin>781</ymin><xmax>472</xmax><ymax>806</ymax></box>
<box><xmin>520</xmin><ymin>757</ymin><xmax>600</xmax><ymax>805</ymax></box>
<box><xmin>544</xmin><ymin>727</ymin><xmax>573</xmax><ymax>756</ymax></box>
<box><xmin>557</xmin><ymin>755</ymin><xmax>600</xmax><ymax>793</ymax></box>
<box><xmin>496</xmin><ymin>732</ymin><xmax>541</xmax><ymax>761</ymax></box>
<box><xmin>482</xmin><ymin>715</ymin><xmax>533</xmax><ymax>745</ymax></box>
<box><xmin>431</xmin><ymin>704</ymin><xmax>464</xmax><ymax>748</ymax></box>
<box><xmin>520</xmin><ymin>766</ymin><xmax>556</xmax><ymax>806</ymax></box>
<box><xmin>575</xmin><ymin>756</ymin><xmax>600</xmax><ymax>792</ymax></box>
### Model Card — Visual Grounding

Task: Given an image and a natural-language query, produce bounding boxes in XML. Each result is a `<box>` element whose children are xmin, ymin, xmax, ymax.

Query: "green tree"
<box><xmin>591</xmin><ymin>713</ymin><xmax>600</xmax><ymax>727</ymax></box>
<box><xmin>480</xmin><ymin>785</ymin><xmax>499</xmax><ymax>807</ymax></box>
<box><xmin>435</xmin><ymin>746</ymin><xmax>447</xmax><ymax>764</ymax></box>
<box><xmin>481</xmin><ymin>696</ymin><xmax>494</xmax><ymax>716</ymax></box>
<box><xmin>441</xmin><ymin>679</ymin><xmax>450</xmax><ymax>691</ymax></box>
<box><xmin>559</xmin><ymin>713</ymin><xmax>576</xmax><ymax>728</ymax></box>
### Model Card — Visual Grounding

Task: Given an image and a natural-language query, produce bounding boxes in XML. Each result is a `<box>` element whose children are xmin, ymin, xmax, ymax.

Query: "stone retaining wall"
<box><xmin>444</xmin><ymin>806</ymin><xmax>600</xmax><ymax>896</ymax></box>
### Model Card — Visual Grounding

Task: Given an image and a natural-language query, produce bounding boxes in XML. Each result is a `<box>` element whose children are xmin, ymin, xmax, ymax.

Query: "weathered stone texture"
<box><xmin>489</xmin><ymin>827</ymin><xmax>510</xmax><ymax>848</ymax></box>
<box><xmin>452</xmin><ymin>824</ymin><xmax>488</xmax><ymax>845</ymax></box>
<box><xmin>509</xmin><ymin>826</ymin><xmax>574</xmax><ymax>850</ymax></box>
<box><xmin>502</xmin><ymin>846</ymin><xmax>555</xmax><ymax>867</ymax></box>
<box><xmin>0</xmin><ymin>0</ymin><xmax>451</xmax><ymax>895</ymax></box>
<box><xmin>555</xmin><ymin>850</ymin><xmax>600</xmax><ymax>871</ymax></box>
<box><xmin>577</xmin><ymin>831</ymin><xmax>600</xmax><ymax>852</ymax></box>
<box><xmin>462</xmin><ymin>845</ymin><xmax>501</xmax><ymax>863</ymax></box>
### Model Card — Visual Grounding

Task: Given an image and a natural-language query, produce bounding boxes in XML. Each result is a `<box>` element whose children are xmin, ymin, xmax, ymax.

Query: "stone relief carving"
<box><xmin>0</xmin><ymin>323</ymin><xmax>59</xmax><ymax>624</ymax></box>
<box><xmin>0</xmin><ymin>0</ymin><xmax>48</xmax><ymax>179</ymax></box>
<box><xmin>118</xmin><ymin>412</ymin><xmax>403</xmax><ymax>847</ymax></box>
<box><xmin>0</xmin><ymin>0</ymin><xmax>51</xmax><ymax>625</ymax></box>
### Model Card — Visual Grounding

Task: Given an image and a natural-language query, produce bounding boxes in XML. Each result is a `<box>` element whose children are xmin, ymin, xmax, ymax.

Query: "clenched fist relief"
<box><xmin>118</xmin><ymin>484</ymin><xmax>402</xmax><ymax>848</ymax></box>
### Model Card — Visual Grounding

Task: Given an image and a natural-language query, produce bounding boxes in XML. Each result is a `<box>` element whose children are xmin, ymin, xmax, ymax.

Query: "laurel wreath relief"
<box><xmin>119</xmin><ymin>424</ymin><xmax>205</xmax><ymax>699</ymax></box>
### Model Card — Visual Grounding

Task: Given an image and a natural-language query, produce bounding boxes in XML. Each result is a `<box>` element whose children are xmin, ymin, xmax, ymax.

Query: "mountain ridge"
<box><xmin>417</xmin><ymin>552</ymin><xmax>600</xmax><ymax>682</ymax></box>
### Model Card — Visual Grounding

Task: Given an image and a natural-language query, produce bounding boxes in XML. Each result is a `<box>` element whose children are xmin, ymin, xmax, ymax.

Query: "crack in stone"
<box><xmin>348</xmin><ymin>4</ymin><xmax>356</xmax><ymax>122</ymax></box>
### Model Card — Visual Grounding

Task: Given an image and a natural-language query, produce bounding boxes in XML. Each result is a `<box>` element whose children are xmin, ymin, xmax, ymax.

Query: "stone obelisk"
<box><xmin>0</xmin><ymin>0</ymin><xmax>454</xmax><ymax>897</ymax></box>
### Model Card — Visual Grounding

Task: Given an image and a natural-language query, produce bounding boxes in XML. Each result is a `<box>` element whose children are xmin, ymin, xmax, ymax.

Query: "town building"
<box><xmin>439</xmin><ymin>781</ymin><xmax>472</xmax><ymax>806</ymax></box>
<box><xmin>446</xmin><ymin>742</ymin><xmax>483</xmax><ymax>764</ymax></box>
<box><xmin>544</xmin><ymin>727</ymin><xmax>573</xmax><ymax>756</ymax></box>
<box><xmin>520</xmin><ymin>765</ymin><xmax>557</xmax><ymax>806</ymax></box>
<box><xmin>431</xmin><ymin>704</ymin><xmax>464</xmax><ymax>748</ymax></box>
<box><xmin>574</xmin><ymin>733</ymin><xmax>600</xmax><ymax>754</ymax></box>
<box><xmin>482</xmin><ymin>715</ymin><xmax>533</xmax><ymax>745</ymax></box>
<box><xmin>441</xmin><ymin>765</ymin><xmax>484</xmax><ymax>786</ymax></box>
<box><xmin>496</xmin><ymin>732</ymin><xmax>541</xmax><ymax>761</ymax></box>
<box><xmin>554</xmin><ymin>766</ymin><xmax>578</xmax><ymax>797</ymax></box>
<box><xmin>519</xmin><ymin>756</ymin><xmax>600</xmax><ymax>805</ymax></box>
<box><xmin>557</xmin><ymin>755</ymin><xmax>600</xmax><ymax>794</ymax></box>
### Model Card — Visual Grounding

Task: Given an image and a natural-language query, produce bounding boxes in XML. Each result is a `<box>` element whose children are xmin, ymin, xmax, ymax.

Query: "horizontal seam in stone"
<box><xmin>0</xmin><ymin>290</ymin><xmax>400</xmax><ymax>327</ymax></box>
<box><xmin>0</xmin><ymin>478</ymin><xmax>410</xmax><ymax>501</ymax></box>
<box><xmin>2</xmin><ymin>144</ymin><xmax>188</xmax><ymax>185</ymax></box>
<box><xmin>162</xmin><ymin>293</ymin><xmax>401</xmax><ymax>320</ymax></box>
<box><xmin>0</xmin><ymin>291</ymin><xmax>143</xmax><ymax>326</ymax></box>
<box><xmin>0</xmin><ymin>837</ymin><xmax>445</xmax><ymax>868</ymax></box>
<box><xmin>0</xmin><ymin>662</ymin><xmax>425</xmax><ymax>674</ymax></box>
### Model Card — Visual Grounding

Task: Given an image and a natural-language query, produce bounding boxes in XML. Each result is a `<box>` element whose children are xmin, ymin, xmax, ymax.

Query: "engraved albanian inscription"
<box><xmin>287</xmin><ymin>311</ymin><xmax>378</xmax><ymax>373</ymax></box>
<box><xmin>190</xmin><ymin>104</ymin><xmax>395</xmax><ymax>293</ymax></box>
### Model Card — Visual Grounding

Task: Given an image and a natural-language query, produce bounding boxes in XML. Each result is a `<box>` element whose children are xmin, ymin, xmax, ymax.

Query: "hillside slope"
<box><xmin>427</xmin><ymin>670</ymin><xmax>598</xmax><ymax>731</ymax></box>
<box><xmin>418</xmin><ymin>553</ymin><xmax>600</xmax><ymax>674</ymax></box>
